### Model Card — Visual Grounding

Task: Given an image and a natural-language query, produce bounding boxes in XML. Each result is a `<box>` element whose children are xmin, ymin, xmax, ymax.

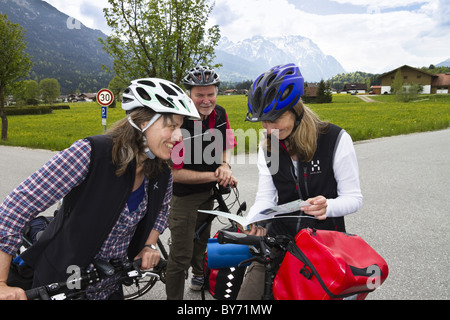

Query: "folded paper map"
<box><xmin>199</xmin><ymin>199</ymin><xmax>312</xmax><ymax>228</ymax></box>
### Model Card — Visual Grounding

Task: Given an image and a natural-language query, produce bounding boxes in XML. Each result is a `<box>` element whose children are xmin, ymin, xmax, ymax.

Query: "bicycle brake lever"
<box><xmin>238</xmin><ymin>255</ymin><xmax>268</xmax><ymax>267</ymax></box>
<box><xmin>139</xmin><ymin>271</ymin><xmax>161</xmax><ymax>281</ymax></box>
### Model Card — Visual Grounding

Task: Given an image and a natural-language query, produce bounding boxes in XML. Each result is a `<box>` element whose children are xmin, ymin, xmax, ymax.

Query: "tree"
<box><xmin>108</xmin><ymin>76</ymin><xmax>128</xmax><ymax>108</ymax></box>
<box><xmin>316</xmin><ymin>80</ymin><xmax>332</xmax><ymax>104</ymax></box>
<box><xmin>40</xmin><ymin>78</ymin><xmax>60</xmax><ymax>105</ymax></box>
<box><xmin>24</xmin><ymin>80</ymin><xmax>40</xmax><ymax>104</ymax></box>
<box><xmin>0</xmin><ymin>14</ymin><xmax>32</xmax><ymax>140</ymax></box>
<box><xmin>12</xmin><ymin>80</ymin><xmax>40</xmax><ymax>105</ymax></box>
<box><xmin>397</xmin><ymin>83</ymin><xmax>423</xmax><ymax>102</ymax></box>
<box><xmin>101</xmin><ymin>0</ymin><xmax>221</xmax><ymax>85</ymax></box>
<box><xmin>391</xmin><ymin>69</ymin><xmax>403</xmax><ymax>95</ymax></box>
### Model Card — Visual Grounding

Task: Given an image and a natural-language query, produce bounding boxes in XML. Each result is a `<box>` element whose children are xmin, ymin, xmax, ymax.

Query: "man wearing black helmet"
<box><xmin>166</xmin><ymin>66</ymin><xmax>238</xmax><ymax>300</ymax></box>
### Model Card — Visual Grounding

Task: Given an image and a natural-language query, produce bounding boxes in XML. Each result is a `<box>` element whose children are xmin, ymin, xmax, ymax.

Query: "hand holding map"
<box><xmin>199</xmin><ymin>199</ymin><xmax>311</xmax><ymax>228</ymax></box>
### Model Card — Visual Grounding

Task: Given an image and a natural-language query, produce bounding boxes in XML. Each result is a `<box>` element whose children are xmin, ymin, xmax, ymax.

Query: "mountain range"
<box><xmin>436</xmin><ymin>58</ymin><xmax>450</xmax><ymax>68</ymax></box>
<box><xmin>215</xmin><ymin>35</ymin><xmax>347</xmax><ymax>83</ymax></box>
<box><xmin>1</xmin><ymin>0</ymin><xmax>113</xmax><ymax>94</ymax></box>
<box><xmin>1</xmin><ymin>0</ymin><xmax>448</xmax><ymax>94</ymax></box>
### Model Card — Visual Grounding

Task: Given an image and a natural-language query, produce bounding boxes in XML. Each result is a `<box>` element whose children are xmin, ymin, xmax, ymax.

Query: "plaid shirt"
<box><xmin>0</xmin><ymin>139</ymin><xmax>172</xmax><ymax>299</ymax></box>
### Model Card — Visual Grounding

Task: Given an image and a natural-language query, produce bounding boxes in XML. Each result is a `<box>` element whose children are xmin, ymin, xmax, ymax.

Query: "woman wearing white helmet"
<box><xmin>0</xmin><ymin>78</ymin><xmax>199</xmax><ymax>300</ymax></box>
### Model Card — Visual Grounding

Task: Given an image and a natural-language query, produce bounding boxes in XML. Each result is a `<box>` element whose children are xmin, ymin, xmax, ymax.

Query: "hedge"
<box><xmin>4</xmin><ymin>105</ymin><xmax>70</xmax><ymax>116</ymax></box>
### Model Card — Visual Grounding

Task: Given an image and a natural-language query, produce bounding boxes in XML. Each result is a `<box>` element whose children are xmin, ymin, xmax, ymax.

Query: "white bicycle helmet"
<box><xmin>122</xmin><ymin>78</ymin><xmax>200</xmax><ymax>120</ymax></box>
<box><xmin>122</xmin><ymin>78</ymin><xmax>200</xmax><ymax>159</ymax></box>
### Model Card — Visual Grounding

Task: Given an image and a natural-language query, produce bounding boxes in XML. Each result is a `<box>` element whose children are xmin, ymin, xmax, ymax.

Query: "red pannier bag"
<box><xmin>273</xmin><ymin>228</ymin><xmax>388</xmax><ymax>300</ymax></box>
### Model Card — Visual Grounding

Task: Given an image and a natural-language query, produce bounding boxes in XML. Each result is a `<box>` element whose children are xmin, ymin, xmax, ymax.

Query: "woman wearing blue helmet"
<box><xmin>238</xmin><ymin>64</ymin><xmax>363</xmax><ymax>299</ymax></box>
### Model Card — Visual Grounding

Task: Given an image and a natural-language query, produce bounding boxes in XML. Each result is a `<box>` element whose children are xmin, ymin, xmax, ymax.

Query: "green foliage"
<box><xmin>4</xmin><ymin>106</ymin><xmax>52</xmax><ymax>116</ymax></box>
<box><xmin>39</xmin><ymin>78</ymin><xmax>61</xmax><ymax>105</ymax></box>
<box><xmin>1</xmin><ymin>0</ymin><xmax>114</xmax><ymax>94</ymax></box>
<box><xmin>4</xmin><ymin>105</ymin><xmax>70</xmax><ymax>116</ymax></box>
<box><xmin>396</xmin><ymin>83</ymin><xmax>423</xmax><ymax>102</ymax></box>
<box><xmin>0</xmin><ymin>13</ymin><xmax>33</xmax><ymax>140</ymax></box>
<box><xmin>101</xmin><ymin>0</ymin><xmax>221</xmax><ymax>85</ymax></box>
<box><xmin>421</xmin><ymin>65</ymin><xmax>450</xmax><ymax>74</ymax></box>
<box><xmin>316</xmin><ymin>80</ymin><xmax>332</xmax><ymax>104</ymax></box>
<box><xmin>12</xmin><ymin>80</ymin><xmax>40</xmax><ymax>105</ymax></box>
<box><xmin>329</xmin><ymin>71</ymin><xmax>379</xmax><ymax>91</ymax></box>
<box><xmin>311</xmin><ymin>94</ymin><xmax>450</xmax><ymax>141</ymax></box>
<box><xmin>23</xmin><ymin>80</ymin><xmax>40</xmax><ymax>104</ymax></box>
<box><xmin>391</xmin><ymin>69</ymin><xmax>403</xmax><ymax>94</ymax></box>
<box><xmin>108</xmin><ymin>76</ymin><xmax>128</xmax><ymax>109</ymax></box>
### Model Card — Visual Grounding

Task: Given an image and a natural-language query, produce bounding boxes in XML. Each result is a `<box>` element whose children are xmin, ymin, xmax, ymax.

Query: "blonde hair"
<box><xmin>106</xmin><ymin>108</ymin><xmax>171</xmax><ymax>177</ymax></box>
<box><xmin>266</xmin><ymin>100</ymin><xmax>329</xmax><ymax>162</ymax></box>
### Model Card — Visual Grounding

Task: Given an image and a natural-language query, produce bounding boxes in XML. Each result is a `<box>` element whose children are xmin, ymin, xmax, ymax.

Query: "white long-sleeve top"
<box><xmin>247</xmin><ymin>131</ymin><xmax>363</xmax><ymax>221</ymax></box>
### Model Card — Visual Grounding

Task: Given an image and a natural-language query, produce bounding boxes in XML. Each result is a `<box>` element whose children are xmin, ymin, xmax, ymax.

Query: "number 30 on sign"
<box><xmin>97</xmin><ymin>89</ymin><xmax>114</xmax><ymax>107</ymax></box>
<box><xmin>97</xmin><ymin>89</ymin><xmax>114</xmax><ymax>128</ymax></box>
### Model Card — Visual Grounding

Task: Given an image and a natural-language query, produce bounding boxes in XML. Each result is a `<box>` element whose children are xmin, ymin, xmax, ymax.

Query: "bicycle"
<box><xmin>216</xmin><ymin>228</ymin><xmax>388</xmax><ymax>300</ymax></box>
<box><xmin>8</xmin><ymin>184</ymin><xmax>245</xmax><ymax>300</ymax></box>
<box><xmin>25</xmin><ymin>258</ymin><xmax>166</xmax><ymax>300</ymax></box>
<box><xmin>124</xmin><ymin>183</ymin><xmax>246</xmax><ymax>299</ymax></box>
<box><xmin>216</xmin><ymin>229</ymin><xmax>287</xmax><ymax>300</ymax></box>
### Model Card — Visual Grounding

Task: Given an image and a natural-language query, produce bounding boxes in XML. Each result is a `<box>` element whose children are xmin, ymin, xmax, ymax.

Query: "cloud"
<box><xmin>79</xmin><ymin>1</ymin><xmax>111</xmax><ymax>33</ymax></box>
<box><xmin>44</xmin><ymin>0</ymin><xmax>450</xmax><ymax>74</ymax></box>
<box><xmin>44</xmin><ymin>0</ymin><xmax>111</xmax><ymax>34</ymax></box>
<box><xmin>211</xmin><ymin>0</ymin><xmax>450</xmax><ymax>73</ymax></box>
<box><xmin>329</xmin><ymin>0</ymin><xmax>427</xmax><ymax>9</ymax></box>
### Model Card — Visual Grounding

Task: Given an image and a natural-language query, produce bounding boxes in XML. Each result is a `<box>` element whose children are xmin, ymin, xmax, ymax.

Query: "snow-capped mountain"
<box><xmin>214</xmin><ymin>35</ymin><xmax>346</xmax><ymax>82</ymax></box>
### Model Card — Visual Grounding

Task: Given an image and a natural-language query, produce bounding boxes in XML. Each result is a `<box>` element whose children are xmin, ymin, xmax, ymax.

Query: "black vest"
<box><xmin>21</xmin><ymin>135</ymin><xmax>171</xmax><ymax>286</ymax></box>
<box><xmin>265</xmin><ymin>124</ymin><xmax>345</xmax><ymax>237</ymax></box>
<box><xmin>173</xmin><ymin>105</ymin><xmax>229</xmax><ymax>196</ymax></box>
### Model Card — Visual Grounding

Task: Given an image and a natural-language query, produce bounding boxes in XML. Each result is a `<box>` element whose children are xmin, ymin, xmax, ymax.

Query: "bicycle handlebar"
<box><xmin>217</xmin><ymin>230</ymin><xmax>265</xmax><ymax>247</ymax></box>
<box><xmin>25</xmin><ymin>258</ymin><xmax>166</xmax><ymax>300</ymax></box>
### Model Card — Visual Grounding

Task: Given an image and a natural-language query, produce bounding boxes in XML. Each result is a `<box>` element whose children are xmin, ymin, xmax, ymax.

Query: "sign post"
<box><xmin>97</xmin><ymin>89</ymin><xmax>114</xmax><ymax>132</ymax></box>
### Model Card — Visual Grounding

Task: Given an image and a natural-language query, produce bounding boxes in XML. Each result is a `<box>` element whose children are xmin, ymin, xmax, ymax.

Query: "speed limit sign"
<box><xmin>97</xmin><ymin>89</ymin><xmax>114</xmax><ymax>131</ymax></box>
<box><xmin>97</xmin><ymin>88</ymin><xmax>114</xmax><ymax>107</ymax></box>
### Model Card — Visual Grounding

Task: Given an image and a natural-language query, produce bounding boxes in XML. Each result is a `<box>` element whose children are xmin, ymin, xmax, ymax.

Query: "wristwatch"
<box><xmin>145</xmin><ymin>244</ymin><xmax>157</xmax><ymax>250</ymax></box>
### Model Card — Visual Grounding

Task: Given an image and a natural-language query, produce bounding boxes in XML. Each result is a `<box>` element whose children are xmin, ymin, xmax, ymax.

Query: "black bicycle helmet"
<box><xmin>246</xmin><ymin>63</ymin><xmax>304</xmax><ymax>122</ymax></box>
<box><xmin>182</xmin><ymin>66</ymin><xmax>220</xmax><ymax>89</ymax></box>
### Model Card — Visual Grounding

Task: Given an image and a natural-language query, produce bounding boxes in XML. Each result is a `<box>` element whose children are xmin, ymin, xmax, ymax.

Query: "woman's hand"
<box><xmin>135</xmin><ymin>246</ymin><xmax>161</xmax><ymax>270</ymax></box>
<box><xmin>0</xmin><ymin>282</ymin><xmax>27</xmax><ymax>300</ymax></box>
<box><xmin>238</xmin><ymin>224</ymin><xmax>266</xmax><ymax>236</ymax></box>
<box><xmin>301</xmin><ymin>196</ymin><xmax>328</xmax><ymax>220</ymax></box>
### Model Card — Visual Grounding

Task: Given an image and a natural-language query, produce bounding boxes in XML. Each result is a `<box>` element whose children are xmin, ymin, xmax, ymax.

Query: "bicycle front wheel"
<box><xmin>123</xmin><ymin>277</ymin><xmax>158</xmax><ymax>300</ymax></box>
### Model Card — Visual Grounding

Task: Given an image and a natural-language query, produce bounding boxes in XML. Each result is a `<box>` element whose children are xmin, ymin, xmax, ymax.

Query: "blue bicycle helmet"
<box><xmin>246</xmin><ymin>63</ymin><xmax>304</xmax><ymax>122</ymax></box>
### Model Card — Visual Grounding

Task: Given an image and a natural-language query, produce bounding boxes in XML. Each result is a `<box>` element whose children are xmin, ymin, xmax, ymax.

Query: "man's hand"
<box><xmin>215</xmin><ymin>163</ymin><xmax>237</xmax><ymax>187</ymax></box>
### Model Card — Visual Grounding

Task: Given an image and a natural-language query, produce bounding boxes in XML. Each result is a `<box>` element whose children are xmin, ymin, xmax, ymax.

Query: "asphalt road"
<box><xmin>1</xmin><ymin>129</ymin><xmax>449</xmax><ymax>300</ymax></box>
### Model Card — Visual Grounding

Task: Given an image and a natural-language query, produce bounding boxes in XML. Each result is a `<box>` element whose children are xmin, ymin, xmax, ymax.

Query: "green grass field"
<box><xmin>1</xmin><ymin>94</ymin><xmax>449</xmax><ymax>153</ymax></box>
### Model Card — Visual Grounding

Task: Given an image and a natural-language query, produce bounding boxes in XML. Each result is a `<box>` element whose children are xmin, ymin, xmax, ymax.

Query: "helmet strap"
<box><xmin>284</xmin><ymin>110</ymin><xmax>304</xmax><ymax>141</ymax></box>
<box><xmin>127</xmin><ymin>114</ymin><xmax>162</xmax><ymax>160</ymax></box>
<box><xmin>142</xmin><ymin>135</ymin><xmax>156</xmax><ymax>160</ymax></box>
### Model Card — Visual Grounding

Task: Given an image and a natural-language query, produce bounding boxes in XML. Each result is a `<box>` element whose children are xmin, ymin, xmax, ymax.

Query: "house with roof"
<box><xmin>342</xmin><ymin>83</ymin><xmax>367</xmax><ymax>94</ymax></box>
<box><xmin>379</xmin><ymin>65</ymin><xmax>434</xmax><ymax>94</ymax></box>
<box><xmin>431</xmin><ymin>73</ymin><xmax>450</xmax><ymax>94</ymax></box>
<box><xmin>67</xmin><ymin>93</ymin><xmax>97</xmax><ymax>102</ymax></box>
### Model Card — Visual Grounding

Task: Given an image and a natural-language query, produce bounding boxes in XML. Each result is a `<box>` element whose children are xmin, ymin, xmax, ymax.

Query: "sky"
<box><xmin>43</xmin><ymin>0</ymin><xmax>450</xmax><ymax>74</ymax></box>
